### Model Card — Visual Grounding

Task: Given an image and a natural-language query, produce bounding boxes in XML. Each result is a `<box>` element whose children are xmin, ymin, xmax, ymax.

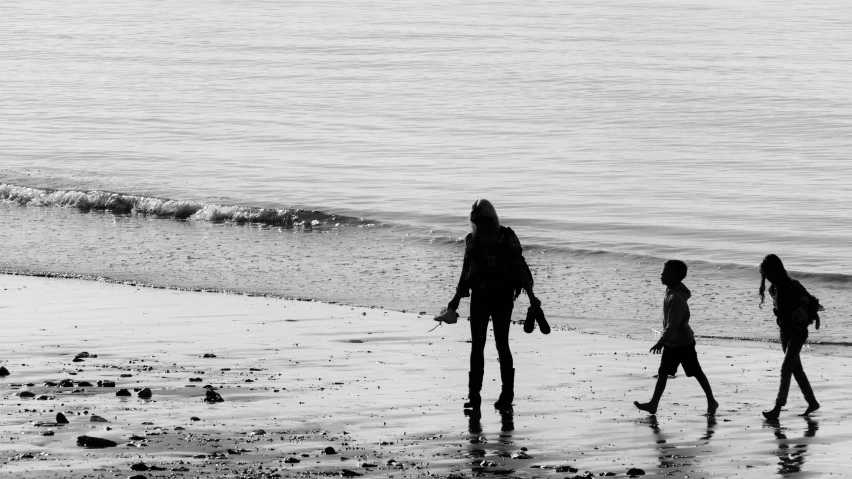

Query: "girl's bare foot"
<box><xmin>634</xmin><ymin>401</ymin><xmax>657</xmax><ymax>415</ymax></box>
<box><xmin>706</xmin><ymin>400</ymin><xmax>719</xmax><ymax>416</ymax></box>
<box><xmin>800</xmin><ymin>402</ymin><xmax>820</xmax><ymax>416</ymax></box>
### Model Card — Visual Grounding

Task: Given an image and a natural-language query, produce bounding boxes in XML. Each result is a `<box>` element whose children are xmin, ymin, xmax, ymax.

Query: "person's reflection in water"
<box><xmin>500</xmin><ymin>410</ymin><xmax>514</xmax><ymax>433</ymax></box>
<box><xmin>700</xmin><ymin>415</ymin><xmax>717</xmax><ymax>441</ymax></box>
<box><xmin>765</xmin><ymin>417</ymin><xmax>819</xmax><ymax>475</ymax></box>
<box><xmin>463</xmin><ymin>410</ymin><xmax>515</xmax><ymax>476</ymax></box>
<box><xmin>465</xmin><ymin>409</ymin><xmax>482</xmax><ymax>434</ymax></box>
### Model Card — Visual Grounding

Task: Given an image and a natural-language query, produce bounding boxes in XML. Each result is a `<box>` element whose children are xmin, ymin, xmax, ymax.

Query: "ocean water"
<box><xmin>2</xmin><ymin>1</ymin><xmax>851</xmax><ymax>353</ymax></box>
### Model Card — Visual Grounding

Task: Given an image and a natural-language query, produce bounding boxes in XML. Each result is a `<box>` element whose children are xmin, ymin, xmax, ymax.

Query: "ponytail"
<box><xmin>759</xmin><ymin>274</ymin><xmax>766</xmax><ymax>308</ymax></box>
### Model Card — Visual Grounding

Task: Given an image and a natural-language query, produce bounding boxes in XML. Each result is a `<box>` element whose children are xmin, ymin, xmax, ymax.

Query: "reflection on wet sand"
<box><xmin>640</xmin><ymin>415</ymin><xmax>718</xmax><ymax>474</ymax></box>
<box><xmin>700</xmin><ymin>416</ymin><xmax>717</xmax><ymax>441</ymax></box>
<box><xmin>765</xmin><ymin>417</ymin><xmax>819</xmax><ymax>475</ymax></box>
<box><xmin>464</xmin><ymin>410</ymin><xmax>516</xmax><ymax>476</ymax></box>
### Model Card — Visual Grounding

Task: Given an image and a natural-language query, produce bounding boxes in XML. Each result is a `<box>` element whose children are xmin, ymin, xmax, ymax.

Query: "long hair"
<box><xmin>759</xmin><ymin>253</ymin><xmax>789</xmax><ymax>308</ymax></box>
<box><xmin>469</xmin><ymin>199</ymin><xmax>500</xmax><ymax>238</ymax></box>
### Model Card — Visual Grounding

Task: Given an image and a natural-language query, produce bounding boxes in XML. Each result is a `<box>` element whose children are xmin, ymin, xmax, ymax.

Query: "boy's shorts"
<box><xmin>659</xmin><ymin>341</ymin><xmax>702</xmax><ymax>377</ymax></box>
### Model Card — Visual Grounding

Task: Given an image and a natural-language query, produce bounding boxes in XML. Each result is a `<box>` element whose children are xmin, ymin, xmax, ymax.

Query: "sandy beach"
<box><xmin>1</xmin><ymin>274</ymin><xmax>849</xmax><ymax>478</ymax></box>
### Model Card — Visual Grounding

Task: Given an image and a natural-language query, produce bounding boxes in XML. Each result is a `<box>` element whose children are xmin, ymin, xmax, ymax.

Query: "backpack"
<box><xmin>807</xmin><ymin>293</ymin><xmax>825</xmax><ymax>330</ymax></box>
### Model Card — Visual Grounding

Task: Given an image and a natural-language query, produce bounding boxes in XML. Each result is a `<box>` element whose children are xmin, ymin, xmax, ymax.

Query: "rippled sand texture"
<box><xmin>1</xmin><ymin>275</ymin><xmax>850</xmax><ymax>478</ymax></box>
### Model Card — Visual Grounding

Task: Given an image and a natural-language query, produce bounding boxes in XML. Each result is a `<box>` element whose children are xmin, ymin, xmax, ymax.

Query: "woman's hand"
<box><xmin>528</xmin><ymin>293</ymin><xmax>541</xmax><ymax>309</ymax></box>
<box><xmin>448</xmin><ymin>295</ymin><xmax>461</xmax><ymax>312</ymax></box>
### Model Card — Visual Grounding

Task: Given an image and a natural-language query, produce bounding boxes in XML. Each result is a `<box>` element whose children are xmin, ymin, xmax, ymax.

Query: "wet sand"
<box><xmin>1</xmin><ymin>274</ymin><xmax>850</xmax><ymax>478</ymax></box>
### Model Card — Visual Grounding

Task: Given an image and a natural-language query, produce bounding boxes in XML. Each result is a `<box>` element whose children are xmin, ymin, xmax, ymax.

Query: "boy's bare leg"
<box><xmin>694</xmin><ymin>370</ymin><xmax>719</xmax><ymax>416</ymax></box>
<box><xmin>634</xmin><ymin>374</ymin><xmax>667</xmax><ymax>414</ymax></box>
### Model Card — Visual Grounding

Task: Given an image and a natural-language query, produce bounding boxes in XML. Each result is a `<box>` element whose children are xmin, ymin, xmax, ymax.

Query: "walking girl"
<box><xmin>447</xmin><ymin>199</ymin><xmax>540</xmax><ymax>412</ymax></box>
<box><xmin>759</xmin><ymin>254</ymin><xmax>823</xmax><ymax>419</ymax></box>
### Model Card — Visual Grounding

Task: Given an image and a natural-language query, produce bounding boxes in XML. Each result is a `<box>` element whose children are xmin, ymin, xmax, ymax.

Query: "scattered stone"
<box><xmin>203</xmin><ymin>390</ymin><xmax>224</xmax><ymax>403</ymax></box>
<box><xmin>131</xmin><ymin>463</ymin><xmax>149</xmax><ymax>471</ymax></box>
<box><xmin>203</xmin><ymin>353</ymin><xmax>217</xmax><ymax>358</ymax></box>
<box><xmin>98</xmin><ymin>380</ymin><xmax>116</xmax><ymax>387</ymax></box>
<box><xmin>250</xmin><ymin>429</ymin><xmax>266</xmax><ymax>436</ymax></box>
<box><xmin>90</xmin><ymin>415</ymin><xmax>109</xmax><ymax>423</ymax></box>
<box><xmin>56</xmin><ymin>413</ymin><xmax>69</xmax><ymax>424</ymax></box>
<box><xmin>627</xmin><ymin>468</ymin><xmax>646</xmax><ymax>476</ymax></box>
<box><xmin>116</xmin><ymin>389</ymin><xmax>132</xmax><ymax>397</ymax></box>
<box><xmin>0</xmin><ymin>366</ymin><xmax>10</xmax><ymax>376</ymax></box>
<box><xmin>44</xmin><ymin>381</ymin><xmax>58</xmax><ymax>387</ymax></box>
<box><xmin>72</xmin><ymin>358</ymin><xmax>85</xmax><ymax>363</ymax></box>
<box><xmin>603</xmin><ymin>473</ymin><xmax>617</xmax><ymax>477</ymax></box>
<box><xmin>359</xmin><ymin>463</ymin><xmax>378</xmax><ymax>468</ymax></box>
<box><xmin>189</xmin><ymin>378</ymin><xmax>203</xmax><ymax>382</ymax></box>
<box><xmin>59</xmin><ymin>379</ymin><xmax>75</xmax><ymax>387</ymax></box>
<box><xmin>42</xmin><ymin>430</ymin><xmax>55</xmax><ymax>436</ymax></box>
<box><xmin>512</xmin><ymin>451</ymin><xmax>532</xmax><ymax>459</ymax></box>
<box><xmin>190</xmin><ymin>416</ymin><xmax>201</xmax><ymax>421</ymax></box>
<box><xmin>340</xmin><ymin>469</ymin><xmax>362</xmax><ymax>477</ymax></box>
<box><xmin>284</xmin><ymin>457</ymin><xmax>300</xmax><ymax>464</ymax></box>
<box><xmin>555</xmin><ymin>465</ymin><xmax>579</xmax><ymax>473</ymax></box>
<box><xmin>77</xmin><ymin>435</ymin><xmax>118</xmax><ymax>448</ymax></box>
<box><xmin>37</xmin><ymin>395</ymin><xmax>50</xmax><ymax>400</ymax></box>
<box><xmin>129</xmin><ymin>435</ymin><xmax>146</xmax><ymax>440</ymax></box>
<box><xmin>324</xmin><ymin>446</ymin><xmax>338</xmax><ymax>455</ymax></box>
<box><xmin>129</xmin><ymin>475</ymin><xmax>147</xmax><ymax>479</ymax></box>
<box><xmin>120</xmin><ymin>374</ymin><xmax>132</xmax><ymax>378</ymax></box>
<box><xmin>76</xmin><ymin>381</ymin><xmax>94</xmax><ymax>387</ymax></box>
<box><xmin>19</xmin><ymin>391</ymin><xmax>35</xmax><ymax>398</ymax></box>
<box><xmin>75</xmin><ymin>352</ymin><xmax>91</xmax><ymax>359</ymax></box>
<box><xmin>137</xmin><ymin>388</ymin><xmax>152</xmax><ymax>399</ymax></box>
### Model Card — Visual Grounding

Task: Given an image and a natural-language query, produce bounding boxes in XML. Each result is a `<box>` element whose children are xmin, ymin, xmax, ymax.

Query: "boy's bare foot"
<box><xmin>706</xmin><ymin>400</ymin><xmax>719</xmax><ymax>417</ymax></box>
<box><xmin>634</xmin><ymin>401</ymin><xmax>657</xmax><ymax>415</ymax></box>
<box><xmin>800</xmin><ymin>402</ymin><xmax>820</xmax><ymax>416</ymax></box>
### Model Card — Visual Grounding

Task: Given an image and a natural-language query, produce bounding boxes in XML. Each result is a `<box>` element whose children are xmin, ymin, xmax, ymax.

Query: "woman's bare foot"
<box><xmin>634</xmin><ymin>401</ymin><xmax>657</xmax><ymax>415</ymax></box>
<box><xmin>706</xmin><ymin>399</ymin><xmax>719</xmax><ymax>416</ymax></box>
<box><xmin>800</xmin><ymin>402</ymin><xmax>820</xmax><ymax>416</ymax></box>
<box><xmin>762</xmin><ymin>406</ymin><xmax>781</xmax><ymax>420</ymax></box>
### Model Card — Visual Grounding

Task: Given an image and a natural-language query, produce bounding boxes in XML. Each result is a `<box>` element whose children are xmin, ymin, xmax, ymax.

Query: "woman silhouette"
<box><xmin>448</xmin><ymin>199</ymin><xmax>539</xmax><ymax>411</ymax></box>
<box><xmin>759</xmin><ymin>254</ymin><xmax>821</xmax><ymax>419</ymax></box>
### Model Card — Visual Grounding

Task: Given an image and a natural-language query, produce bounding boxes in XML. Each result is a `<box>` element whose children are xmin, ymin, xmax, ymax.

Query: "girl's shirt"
<box><xmin>769</xmin><ymin>279</ymin><xmax>813</xmax><ymax>338</ymax></box>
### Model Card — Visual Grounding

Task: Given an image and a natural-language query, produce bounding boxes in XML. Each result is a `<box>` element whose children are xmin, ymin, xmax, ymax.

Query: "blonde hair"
<box><xmin>469</xmin><ymin>199</ymin><xmax>500</xmax><ymax>237</ymax></box>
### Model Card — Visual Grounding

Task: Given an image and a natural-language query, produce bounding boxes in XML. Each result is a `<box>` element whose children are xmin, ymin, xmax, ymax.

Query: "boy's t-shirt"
<box><xmin>660</xmin><ymin>282</ymin><xmax>695</xmax><ymax>347</ymax></box>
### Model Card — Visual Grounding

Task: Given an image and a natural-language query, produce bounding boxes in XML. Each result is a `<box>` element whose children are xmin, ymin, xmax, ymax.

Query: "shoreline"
<box><xmin>0</xmin><ymin>269</ymin><xmax>829</xmax><ymax>355</ymax></box>
<box><xmin>2</xmin><ymin>274</ymin><xmax>850</xmax><ymax>478</ymax></box>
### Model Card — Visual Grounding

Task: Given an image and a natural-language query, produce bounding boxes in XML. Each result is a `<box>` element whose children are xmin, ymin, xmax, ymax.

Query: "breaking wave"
<box><xmin>0</xmin><ymin>183</ymin><xmax>370</xmax><ymax>228</ymax></box>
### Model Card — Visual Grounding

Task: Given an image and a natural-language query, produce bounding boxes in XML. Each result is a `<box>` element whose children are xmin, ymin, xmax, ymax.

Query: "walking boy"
<box><xmin>634</xmin><ymin>260</ymin><xmax>719</xmax><ymax>416</ymax></box>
